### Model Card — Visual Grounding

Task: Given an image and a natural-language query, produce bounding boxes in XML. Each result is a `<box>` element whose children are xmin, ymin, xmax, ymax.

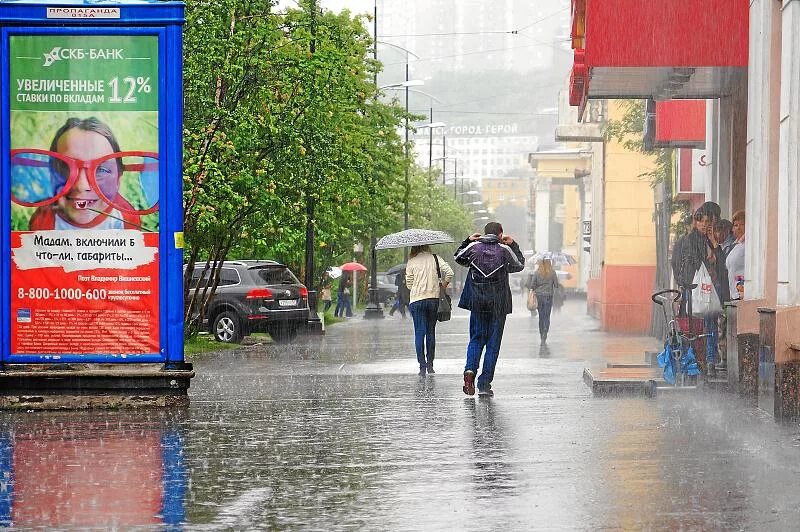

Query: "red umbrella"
<box><xmin>340</xmin><ymin>261</ymin><xmax>367</xmax><ymax>272</ymax></box>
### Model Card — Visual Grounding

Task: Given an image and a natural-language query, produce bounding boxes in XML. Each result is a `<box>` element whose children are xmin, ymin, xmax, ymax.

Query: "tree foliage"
<box><xmin>181</xmin><ymin>0</ymin><xmax>470</xmax><ymax>336</ymax></box>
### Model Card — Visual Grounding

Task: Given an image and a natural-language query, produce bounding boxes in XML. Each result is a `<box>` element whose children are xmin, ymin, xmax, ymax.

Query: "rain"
<box><xmin>1</xmin><ymin>297</ymin><xmax>798</xmax><ymax>528</ymax></box>
<box><xmin>2</xmin><ymin>0</ymin><xmax>799</xmax><ymax>529</ymax></box>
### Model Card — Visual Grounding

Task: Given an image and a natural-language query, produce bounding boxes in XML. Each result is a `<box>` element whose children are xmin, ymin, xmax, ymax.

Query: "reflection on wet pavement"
<box><xmin>1</xmin><ymin>298</ymin><xmax>799</xmax><ymax>529</ymax></box>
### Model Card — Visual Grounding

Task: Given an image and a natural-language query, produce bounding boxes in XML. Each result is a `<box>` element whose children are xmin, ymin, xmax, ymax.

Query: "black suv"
<box><xmin>188</xmin><ymin>260</ymin><xmax>309</xmax><ymax>344</ymax></box>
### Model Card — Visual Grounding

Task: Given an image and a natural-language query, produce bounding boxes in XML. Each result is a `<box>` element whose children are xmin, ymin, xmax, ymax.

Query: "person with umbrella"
<box><xmin>405</xmin><ymin>246</ymin><xmax>454</xmax><ymax>376</ymax></box>
<box><xmin>320</xmin><ymin>271</ymin><xmax>334</xmax><ymax>313</ymax></box>
<box><xmin>375</xmin><ymin>229</ymin><xmax>457</xmax><ymax>375</ymax></box>
<box><xmin>388</xmin><ymin>266</ymin><xmax>410</xmax><ymax>318</ymax></box>
<box><xmin>334</xmin><ymin>273</ymin><xmax>353</xmax><ymax>318</ymax></box>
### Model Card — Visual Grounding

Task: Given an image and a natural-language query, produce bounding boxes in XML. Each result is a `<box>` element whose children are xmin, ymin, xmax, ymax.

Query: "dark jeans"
<box><xmin>334</xmin><ymin>293</ymin><xmax>352</xmax><ymax>317</ymax></box>
<box><xmin>409</xmin><ymin>298</ymin><xmax>439</xmax><ymax>369</ymax></box>
<box><xmin>389</xmin><ymin>298</ymin><xmax>407</xmax><ymax>317</ymax></box>
<box><xmin>323</xmin><ymin>300</ymin><xmax>333</xmax><ymax>312</ymax></box>
<box><xmin>465</xmin><ymin>311</ymin><xmax>507</xmax><ymax>390</ymax></box>
<box><xmin>704</xmin><ymin>314</ymin><xmax>718</xmax><ymax>365</ymax></box>
<box><xmin>537</xmin><ymin>294</ymin><xmax>553</xmax><ymax>334</ymax></box>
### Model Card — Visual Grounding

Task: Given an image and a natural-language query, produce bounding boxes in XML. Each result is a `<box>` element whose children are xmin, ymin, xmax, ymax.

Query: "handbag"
<box><xmin>526</xmin><ymin>289</ymin><xmax>538</xmax><ymax>311</ymax></box>
<box><xmin>433</xmin><ymin>254</ymin><xmax>452</xmax><ymax>322</ymax></box>
<box><xmin>691</xmin><ymin>263</ymin><xmax>721</xmax><ymax>315</ymax></box>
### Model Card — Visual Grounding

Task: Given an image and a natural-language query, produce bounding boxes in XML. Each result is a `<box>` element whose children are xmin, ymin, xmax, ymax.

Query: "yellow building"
<box><xmin>536</xmin><ymin>99</ymin><xmax>659</xmax><ymax>333</ymax></box>
<box><xmin>481</xmin><ymin>176</ymin><xmax>529</xmax><ymax>214</ymax></box>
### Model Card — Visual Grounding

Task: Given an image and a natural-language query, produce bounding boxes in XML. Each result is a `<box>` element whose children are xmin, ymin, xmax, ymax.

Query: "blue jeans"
<box><xmin>409</xmin><ymin>298</ymin><xmax>439</xmax><ymax>369</ymax></box>
<box><xmin>464</xmin><ymin>311</ymin><xmax>507</xmax><ymax>390</ymax></box>
<box><xmin>704</xmin><ymin>314</ymin><xmax>718</xmax><ymax>364</ymax></box>
<box><xmin>334</xmin><ymin>294</ymin><xmax>352</xmax><ymax>317</ymax></box>
<box><xmin>537</xmin><ymin>295</ymin><xmax>553</xmax><ymax>334</ymax></box>
<box><xmin>389</xmin><ymin>298</ymin><xmax>407</xmax><ymax>317</ymax></box>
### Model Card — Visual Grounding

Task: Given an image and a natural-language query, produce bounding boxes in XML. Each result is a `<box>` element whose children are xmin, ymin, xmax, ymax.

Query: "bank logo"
<box><xmin>42</xmin><ymin>47</ymin><xmax>62</xmax><ymax>67</ymax></box>
<box><xmin>17</xmin><ymin>309</ymin><xmax>31</xmax><ymax>323</ymax></box>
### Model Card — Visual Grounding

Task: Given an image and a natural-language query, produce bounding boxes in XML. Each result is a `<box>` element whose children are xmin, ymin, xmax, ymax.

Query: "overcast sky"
<box><xmin>278</xmin><ymin>0</ymin><xmax>374</xmax><ymax>14</ymax></box>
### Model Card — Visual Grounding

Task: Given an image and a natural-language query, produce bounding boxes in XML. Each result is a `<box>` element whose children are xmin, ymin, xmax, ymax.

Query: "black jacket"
<box><xmin>671</xmin><ymin>228</ymin><xmax>731</xmax><ymax>304</ymax></box>
<box><xmin>454</xmin><ymin>234</ymin><xmax>525</xmax><ymax>314</ymax></box>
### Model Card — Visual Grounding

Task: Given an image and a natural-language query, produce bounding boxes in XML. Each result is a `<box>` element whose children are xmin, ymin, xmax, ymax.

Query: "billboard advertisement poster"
<box><xmin>8</xmin><ymin>35</ymin><xmax>160</xmax><ymax>355</ymax></box>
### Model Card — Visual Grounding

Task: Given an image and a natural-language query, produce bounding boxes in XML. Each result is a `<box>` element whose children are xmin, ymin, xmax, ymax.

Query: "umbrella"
<box><xmin>386</xmin><ymin>263</ymin><xmax>406</xmax><ymax>275</ymax></box>
<box><xmin>340</xmin><ymin>261</ymin><xmax>367</xmax><ymax>272</ymax></box>
<box><xmin>529</xmin><ymin>251</ymin><xmax>577</xmax><ymax>268</ymax></box>
<box><xmin>325</xmin><ymin>266</ymin><xmax>343</xmax><ymax>279</ymax></box>
<box><xmin>375</xmin><ymin>228</ymin><xmax>455</xmax><ymax>250</ymax></box>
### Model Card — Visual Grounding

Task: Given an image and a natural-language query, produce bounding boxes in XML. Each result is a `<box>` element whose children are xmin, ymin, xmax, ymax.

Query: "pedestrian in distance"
<box><xmin>320</xmin><ymin>271</ymin><xmax>333</xmax><ymax>313</ymax></box>
<box><xmin>405</xmin><ymin>245</ymin><xmax>454</xmax><ymax>376</ymax></box>
<box><xmin>334</xmin><ymin>274</ymin><xmax>353</xmax><ymax>318</ymax></box>
<box><xmin>388</xmin><ymin>269</ymin><xmax>411</xmax><ymax>318</ymax></box>
<box><xmin>455</xmin><ymin>222</ymin><xmax>525</xmax><ymax>396</ymax></box>
<box><xmin>526</xmin><ymin>255</ymin><xmax>562</xmax><ymax>343</ymax></box>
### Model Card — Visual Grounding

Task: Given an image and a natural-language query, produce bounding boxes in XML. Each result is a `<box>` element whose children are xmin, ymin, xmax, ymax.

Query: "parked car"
<box><xmin>371</xmin><ymin>272</ymin><xmax>399</xmax><ymax>304</ymax></box>
<box><xmin>187</xmin><ymin>260</ymin><xmax>309</xmax><ymax>344</ymax></box>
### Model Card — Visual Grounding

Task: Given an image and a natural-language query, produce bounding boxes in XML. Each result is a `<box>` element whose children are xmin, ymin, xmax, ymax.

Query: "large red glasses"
<box><xmin>10</xmin><ymin>149</ymin><xmax>159</xmax><ymax>215</ymax></box>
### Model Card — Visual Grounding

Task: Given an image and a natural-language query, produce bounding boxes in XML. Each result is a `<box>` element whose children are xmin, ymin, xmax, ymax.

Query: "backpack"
<box><xmin>467</xmin><ymin>262</ymin><xmax>506</xmax><ymax>313</ymax></box>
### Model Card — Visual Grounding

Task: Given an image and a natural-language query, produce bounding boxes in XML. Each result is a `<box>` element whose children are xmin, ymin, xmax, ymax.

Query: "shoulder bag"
<box><xmin>433</xmin><ymin>254</ymin><xmax>452</xmax><ymax>322</ymax></box>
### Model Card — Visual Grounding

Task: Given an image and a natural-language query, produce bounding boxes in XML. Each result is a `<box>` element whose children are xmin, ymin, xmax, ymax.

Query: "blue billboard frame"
<box><xmin>0</xmin><ymin>1</ymin><xmax>185</xmax><ymax>365</ymax></box>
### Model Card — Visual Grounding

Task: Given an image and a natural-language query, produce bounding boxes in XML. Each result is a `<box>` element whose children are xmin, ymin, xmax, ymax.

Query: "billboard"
<box><xmin>1</xmin><ymin>2</ymin><xmax>185</xmax><ymax>366</ymax></box>
<box><xmin>8</xmin><ymin>34</ymin><xmax>160</xmax><ymax>356</ymax></box>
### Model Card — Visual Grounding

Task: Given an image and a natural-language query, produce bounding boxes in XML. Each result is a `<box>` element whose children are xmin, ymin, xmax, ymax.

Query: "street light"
<box><xmin>379</xmin><ymin>79</ymin><xmax>424</xmax><ymax>90</ymax></box>
<box><xmin>365</xmin><ymin>7</ymin><xmax>424</xmax><ymax>319</ymax></box>
<box><xmin>378</xmin><ymin>81</ymin><xmax>425</xmax><ymax>263</ymax></box>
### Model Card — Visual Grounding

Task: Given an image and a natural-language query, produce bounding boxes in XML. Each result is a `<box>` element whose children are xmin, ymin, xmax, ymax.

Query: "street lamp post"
<box><xmin>364</xmin><ymin>5</ymin><xmax>423</xmax><ymax>319</ymax></box>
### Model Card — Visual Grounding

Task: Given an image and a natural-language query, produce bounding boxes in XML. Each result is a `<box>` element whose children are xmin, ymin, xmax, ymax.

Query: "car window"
<box><xmin>249</xmin><ymin>266</ymin><xmax>299</xmax><ymax>285</ymax></box>
<box><xmin>190</xmin><ymin>268</ymin><xmax>211</xmax><ymax>289</ymax></box>
<box><xmin>219</xmin><ymin>268</ymin><xmax>241</xmax><ymax>286</ymax></box>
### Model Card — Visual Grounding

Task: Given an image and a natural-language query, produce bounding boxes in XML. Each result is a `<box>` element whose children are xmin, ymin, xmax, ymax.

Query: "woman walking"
<box><xmin>405</xmin><ymin>245</ymin><xmax>454</xmax><ymax>376</ymax></box>
<box><xmin>526</xmin><ymin>256</ymin><xmax>561</xmax><ymax>343</ymax></box>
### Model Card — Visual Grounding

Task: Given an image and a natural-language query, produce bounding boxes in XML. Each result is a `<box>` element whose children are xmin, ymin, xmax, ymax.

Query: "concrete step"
<box><xmin>583</xmin><ymin>366</ymin><xmax>660</xmax><ymax>397</ymax></box>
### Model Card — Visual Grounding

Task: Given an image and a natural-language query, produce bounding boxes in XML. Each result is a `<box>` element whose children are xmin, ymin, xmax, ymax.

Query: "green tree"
<box><xmin>182</xmin><ymin>0</ymin><xmax>410</xmax><ymax>336</ymax></box>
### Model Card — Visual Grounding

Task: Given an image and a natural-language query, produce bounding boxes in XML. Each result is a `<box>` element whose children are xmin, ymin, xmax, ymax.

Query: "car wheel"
<box><xmin>213</xmin><ymin>311</ymin><xmax>243</xmax><ymax>343</ymax></box>
<box><xmin>268</xmin><ymin>323</ymin><xmax>298</xmax><ymax>344</ymax></box>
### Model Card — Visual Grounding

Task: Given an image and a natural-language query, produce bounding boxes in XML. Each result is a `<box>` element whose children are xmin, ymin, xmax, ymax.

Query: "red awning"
<box><xmin>569</xmin><ymin>0</ymin><xmax>748</xmax><ymax>111</ymax></box>
<box><xmin>655</xmin><ymin>100</ymin><xmax>706</xmax><ymax>149</ymax></box>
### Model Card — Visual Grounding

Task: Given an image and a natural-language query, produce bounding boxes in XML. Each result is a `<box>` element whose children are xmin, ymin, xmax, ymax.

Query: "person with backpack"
<box><xmin>454</xmin><ymin>222</ymin><xmax>525</xmax><ymax>396</ymax></box>
<box><xmin>526</xmin><ymin>255</ymin><xmax>562</xmax><ymax>343</ymax></box>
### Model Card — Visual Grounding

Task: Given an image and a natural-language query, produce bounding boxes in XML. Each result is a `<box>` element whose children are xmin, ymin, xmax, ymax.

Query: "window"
<box><xmin>190</xmin><ymin>268</ymin><xmax>210</xmax><ymax>289</ymax></box>
<box><xmin>219</xmin><ymin>268</ymin><xmax>241</xmax><ymax>286</ymax></box>
<box><xmin>250</xmin><ymin>266</ymin><xmax>299</xmax><ymax>285</ymax></box>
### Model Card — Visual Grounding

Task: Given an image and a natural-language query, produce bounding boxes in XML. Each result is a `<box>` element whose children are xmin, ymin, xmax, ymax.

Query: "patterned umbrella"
<box><xmin>375</xmin><ymin>229</ymin><xmax>455</xmax><ymax>250</ymax></box>
<box><xmin>528</xmin><ymin>251</ymin><xmax>577</xmax><ymax>268</ymax></box>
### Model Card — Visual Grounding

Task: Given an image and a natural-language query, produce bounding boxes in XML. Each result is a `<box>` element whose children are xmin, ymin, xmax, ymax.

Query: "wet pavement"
<box><xmin>2</xmin><ymin>297</ymin><xmax>800</xmax><ymax>529</ymax></box>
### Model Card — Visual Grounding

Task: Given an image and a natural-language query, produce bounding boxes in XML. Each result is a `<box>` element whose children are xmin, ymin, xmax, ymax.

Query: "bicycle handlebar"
<box><xmin>651</xmin><ymin>289</ymin><xmax>681</xmax><ymax>305</ymax></box>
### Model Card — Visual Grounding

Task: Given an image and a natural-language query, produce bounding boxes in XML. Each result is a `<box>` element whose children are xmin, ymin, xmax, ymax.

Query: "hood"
<box><xmin>478</xmin><ymin>234</ymin><xmax>501</xmax><ymax>245</ymax></box>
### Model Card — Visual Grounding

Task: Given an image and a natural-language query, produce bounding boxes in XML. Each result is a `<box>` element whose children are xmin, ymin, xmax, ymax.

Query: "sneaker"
<box><xmin>477</xmin><ymin>385</ymin><xmax>494</xmax><ymax>397</ymax></box>
<box><xmin>418</xmin><ymin>367</ymin><xmax>427</xmax><ymax>377</ymax></box>
<box><xmin>463</xmin><ymin>371</ymin><xmax>476</xmax><ymax>395</ymax></box>
<box><xmin>426</xmin><ymin>365</ymin><xmax>435</xmax><ymax>374</ymax></box>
